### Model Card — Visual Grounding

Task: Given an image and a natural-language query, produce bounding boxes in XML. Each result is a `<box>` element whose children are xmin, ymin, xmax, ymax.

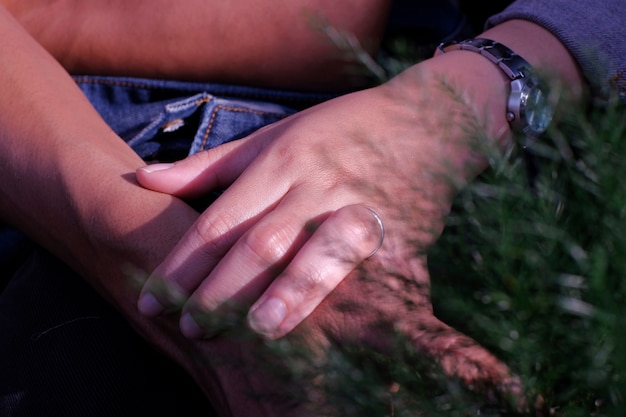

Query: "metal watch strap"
<box><xmin>438</xmin><ymin>38</ymin><xmax>547</xmax><ymax>188</ymax></box>
<box><xmin>437</xmin><ymin>38</ymin><xmax>532</xmax><ymax>82</ymax></box>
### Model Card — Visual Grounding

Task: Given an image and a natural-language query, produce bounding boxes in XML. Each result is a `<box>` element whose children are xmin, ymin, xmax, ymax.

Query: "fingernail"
<box><xmin>137</xmin><ymin>293</ymin><xmax>164</xmax><ymax>317</ymax></box>
<box><xmin>248</xmin><ymin>297</ymin><xmax>287</xmax><ymax>338</ymax></box>
<box><xmin>180</xmin><ymin>313</ymin><xmax>205</xmax><ymax>339</ymax></box>
<box><xmin>140</xmin><ymin>163</ymin><xmax>174</xmax><ymax>173</ymax></box>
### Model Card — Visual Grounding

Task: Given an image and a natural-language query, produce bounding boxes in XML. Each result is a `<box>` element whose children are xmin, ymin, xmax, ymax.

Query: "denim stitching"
<box><xmin>126</xmin><ymin>94</ymin><xmax>211</xmax><ymax>149</ymax></box>
<box><xmin>199</xmin><ymin>105</ymin><xmax>288</xmax><ymax>151</ymax></box>
<box><xmin>73</xmin><ymin>76</ymin><xmax>156</xmax><ymax>90</ymax></box>
<box><xmin>72</xmin><ymin>76</ymin><xmax>327</xmax><ymax>103</ymax></box>
<box><xmin>164</xmin><ymin>94</ymin><xmax>212</xmax><ymax>113</ymax></box>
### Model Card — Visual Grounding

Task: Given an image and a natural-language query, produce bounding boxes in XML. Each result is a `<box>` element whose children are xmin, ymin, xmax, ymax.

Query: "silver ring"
<box><xmin>365</xmin><ymin>207</ymin><xmax>385</xmax><ymax>258</ymax></box>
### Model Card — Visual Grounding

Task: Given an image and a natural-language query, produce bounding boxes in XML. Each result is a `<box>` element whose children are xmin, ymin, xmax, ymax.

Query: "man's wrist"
<box><xmin>438</xmin><ymin>37</ymin><xmax>554</xmax><ymax>140</ymax></box>
<box><xmin>387</xmin><ymin>49</ymin><xmax>513</xmax><ymax>179</ymax></box>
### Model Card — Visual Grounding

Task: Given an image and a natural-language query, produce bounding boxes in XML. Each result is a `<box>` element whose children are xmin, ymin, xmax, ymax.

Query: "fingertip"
<box><xmin>138</xmin><ymin>163</ymin><xmax>174</xmax><ymax>174</ymax></box>
<box><xmin>180</xmin><ymin>312</ymin><xmax>205</xmax><ymax>339</ymax></box>
<box><xmin>247</xmin><ymin>297</ymin><xmax>288</xmax><ymax>339</ymax></box>
<box><xmin>137</xmin><ymin>292</ymin><xmax>165</xmax><ymax>317</ymax></box>
<box><xmin>136</xmin><ymin>163</ymin><xmax>175</xmax><ymax>190</ymax></box>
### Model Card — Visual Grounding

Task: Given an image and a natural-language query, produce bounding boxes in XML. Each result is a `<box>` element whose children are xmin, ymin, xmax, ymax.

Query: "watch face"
<box><xmin>509</xmin><ymin>77</ymin><xmax>554</xmax><ymax>138</ymax></box>
<box><xmin>524</xmin><ymin>82</ymin><xmax>553</xmax><ymax>135</ymax></box>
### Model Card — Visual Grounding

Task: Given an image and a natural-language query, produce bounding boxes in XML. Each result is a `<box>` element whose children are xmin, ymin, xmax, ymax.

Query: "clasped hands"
<box><xmin>134</xmin><ymin>75</ymin><xmax>519</xmax><ymax>402</ymax></box>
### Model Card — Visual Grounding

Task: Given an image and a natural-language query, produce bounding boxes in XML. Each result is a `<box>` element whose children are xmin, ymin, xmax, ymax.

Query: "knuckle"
<box><xmin>190</xmin><ymin>212</ymin><xmax>237</xmax><ymax>255</ymax></box>
<box><xmin>240</xmin><ymin>222</ymin><xmax>292</xmax><ymax>268</ymax></box>
<box><xmin>285</xmin><ymin>264</ymin><xmax>327</xmax><ymax>301</ymax></box>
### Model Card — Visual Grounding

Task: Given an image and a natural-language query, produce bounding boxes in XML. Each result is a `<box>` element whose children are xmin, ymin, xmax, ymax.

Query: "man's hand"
<box><xmin>135</xmin><ymin>20</ymin><xmax>584</xmax><ymax>412</ymax></box>
<box><xmin>135</xmin><ymin>81</ymin><xmax>468</xmax><ymax>340</ymax></box>
<box><xmin>184</xmin><ymin>257</ymin><xmax>523</xmax><ymax>417</ymax></box>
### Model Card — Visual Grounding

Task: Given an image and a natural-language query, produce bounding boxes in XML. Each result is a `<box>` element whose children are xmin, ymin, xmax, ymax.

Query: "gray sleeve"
<box><xmin>486</xmin><ymin>0</ymin><xmax>626</xmax><ymax>99</ymax></box>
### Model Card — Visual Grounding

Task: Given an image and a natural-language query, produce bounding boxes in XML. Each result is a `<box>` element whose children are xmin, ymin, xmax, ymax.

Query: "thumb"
<box><xmin>136</xmin><ymin>137</ymin><xmax>257</xmax><ymax>199</ymax></box>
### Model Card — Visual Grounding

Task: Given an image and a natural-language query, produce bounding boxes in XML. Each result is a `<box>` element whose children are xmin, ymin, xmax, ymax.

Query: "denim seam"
<box><xmin>164</xmin><ymin>95</ymin><xmax>212</xmax><ymax>113</ymax></box>
<box><xmin>73</xmin><ymin>76</ymin><xmax>155</xmax><ymax>90</ymax></box>
<box><xmin>199</xmin><ymin>105</ymin><xmax>287</xmax><ymax>151</ymax></box>
<box><xmin>72</xmin><ymin>76</ymin><xmax>327</xmax><ymax>104</ymax></box>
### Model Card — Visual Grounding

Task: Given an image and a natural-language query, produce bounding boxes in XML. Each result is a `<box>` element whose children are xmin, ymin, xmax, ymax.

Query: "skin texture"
<box><xmin>0</xmin><ymin>0</ymin><xmax>584</xmax><ymax>414</ymax></box>
<box><xmin>1</xmin><ymin>0</ymin><xmax>390</xmax><ymax>91</ymax></box>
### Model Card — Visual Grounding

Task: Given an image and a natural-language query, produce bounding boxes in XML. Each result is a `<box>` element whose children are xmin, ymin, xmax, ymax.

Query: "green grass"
<box><xmin>429</xmin><ymin>95</ymin><xmax>626</xmax><ymax>416</ymax></box>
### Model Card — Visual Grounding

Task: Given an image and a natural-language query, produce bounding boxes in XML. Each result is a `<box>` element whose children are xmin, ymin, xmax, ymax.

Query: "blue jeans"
<box><xmin>0</xmin><ymin>76</ymin><xmax>328</xmax><ymax>416</ymax></box>
<box><xmin>73</xmin><ymin>75</ymin><xmax>329</xmax><ymax>159</ymax></box>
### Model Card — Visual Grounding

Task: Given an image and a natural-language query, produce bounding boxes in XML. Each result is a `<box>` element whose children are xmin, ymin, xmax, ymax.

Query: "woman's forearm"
<box><xmin>0</xmin><ymin>5</ymin><xmax>199</xmax><ymax>309</ymax></box>
<box><xmin>0</xmin><ymin>8</ymin><xmax>216</xmax><ymax>399</ymax></box>
<box><xmin>1</xmin><ymin>0</ymin><xmax>391</xmax><ymax>91</ymax></box>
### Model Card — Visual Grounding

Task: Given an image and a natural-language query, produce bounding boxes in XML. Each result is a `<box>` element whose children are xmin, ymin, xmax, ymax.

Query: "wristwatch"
<box><xmin>438</xmin><ymin>38</ymin><xmax>553</xmax><ymax>141</ymax></box>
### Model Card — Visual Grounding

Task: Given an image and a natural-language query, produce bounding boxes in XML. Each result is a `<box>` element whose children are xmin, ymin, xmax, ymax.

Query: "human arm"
<box><xmin>1</xmin><ymin>0</ymin><xmax>391</xmax><ymax>91</ymax></box>
<box><xmin>0</xmin><ymin>1</ymin><xmax>214</xmax><ymax>371</ymax></box>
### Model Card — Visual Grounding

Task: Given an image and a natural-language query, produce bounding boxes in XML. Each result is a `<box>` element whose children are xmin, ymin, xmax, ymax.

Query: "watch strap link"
<box><xmin>437</xmin><ymin>38</ymin><xmax>532</xmax><ymax>81</ymax></box>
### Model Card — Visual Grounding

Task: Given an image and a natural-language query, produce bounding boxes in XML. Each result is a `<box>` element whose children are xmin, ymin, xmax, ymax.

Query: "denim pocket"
<box><xmin>74</xmin><ymin>76</ymin><xmax>325</xmax><ymax>161</ymax></box>
<box><xmin>126</xmin><ymin>93</ymin><xmax>295</xmax><ymax>160</ymax></box>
